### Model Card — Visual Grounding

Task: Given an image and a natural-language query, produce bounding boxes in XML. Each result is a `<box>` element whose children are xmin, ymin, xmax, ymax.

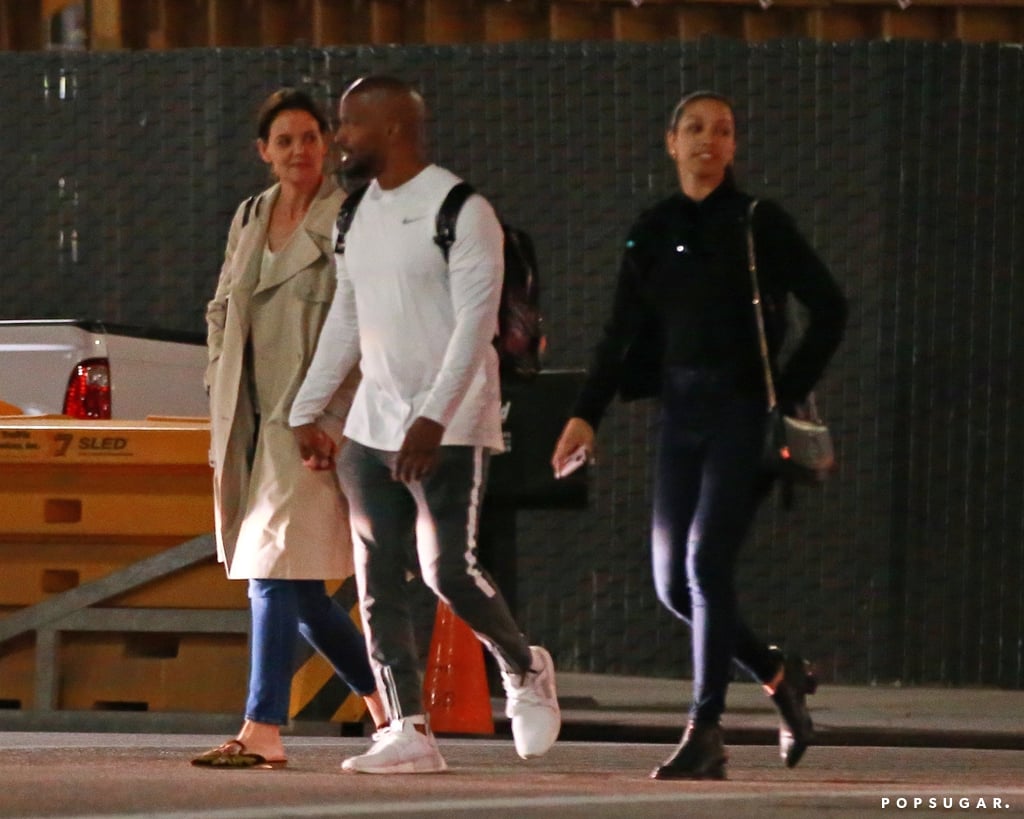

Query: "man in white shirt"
<box><xmin>289</xmin><ymin>75</ymin><xmax>560</xmax><ymax>774</ymax></box>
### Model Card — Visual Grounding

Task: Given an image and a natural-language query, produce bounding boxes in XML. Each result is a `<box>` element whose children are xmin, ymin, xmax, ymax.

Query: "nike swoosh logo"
<box><xmin>402</xmin><ymin>215</ymin><xmax>425</xmax><ymax>224</ymax></box>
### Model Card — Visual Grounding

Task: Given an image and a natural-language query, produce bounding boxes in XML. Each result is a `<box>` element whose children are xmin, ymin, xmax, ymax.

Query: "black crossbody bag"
<box><xmin>747</xmin><ymin>200</ymin><xmax>836</xmax><ymax>484</ymax></box>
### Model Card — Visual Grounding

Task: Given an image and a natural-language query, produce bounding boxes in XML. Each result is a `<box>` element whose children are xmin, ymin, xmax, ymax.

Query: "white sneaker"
<box><xmin>340</xmin><ymin>718</ymin><xmax>448</xmax><ymax>774</ymax></box>
<box><xmin>502</xmin><ymin>645</ymin><xmax>561</xmax><ymax>759</ymax></box>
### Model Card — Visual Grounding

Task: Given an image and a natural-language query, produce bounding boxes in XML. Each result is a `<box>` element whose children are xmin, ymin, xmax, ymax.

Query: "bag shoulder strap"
<box><xmin>241</xmin><ymin>193</ymin><xmax>262</xmax><ymax>227</ymax></box>
<box><xmin>746</xmin><ymin>198</ymin><xmax>778</xmax><ymax>411</ymax></box>
<box><xmin>748</xmin><ymin>202</ymin><xmax>824</xmax><ymax>422</ymax></box>
<box><xmin>433</xmin><ymin>182</ymin><xmax>475</xmax><ymax>263</ymax></box>
<box><xmin>334</xmin><ymin>183</ymin><xmax>370</xmax><ymax>254</ymax></box>
<box><xmin>333</xmin><ymin>180</ymin><xmax>475</xmax><ymax>261</ymax></box>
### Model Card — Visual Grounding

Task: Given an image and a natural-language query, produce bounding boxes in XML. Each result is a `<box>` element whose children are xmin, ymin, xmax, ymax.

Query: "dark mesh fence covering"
<box><xmin>1</xmin><ymin>40</ymin><xmax>1021</xmax><ymax>687</ymax></box>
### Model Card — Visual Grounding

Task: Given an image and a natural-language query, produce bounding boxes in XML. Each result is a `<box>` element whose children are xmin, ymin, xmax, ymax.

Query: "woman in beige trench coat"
<box><xmin>192</xmin><ymin>89</ymin><xmax>385</xmax><ymax>768</ymax></box>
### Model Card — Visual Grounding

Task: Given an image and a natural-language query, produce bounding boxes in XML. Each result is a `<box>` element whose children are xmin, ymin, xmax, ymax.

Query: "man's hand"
<box><xmin>394</xmin><ymin>417</ymin><xmax>445</xmax><ymax>483</ymax></box>
<box><xmin>292</xmin><ymin>422</ymin><xmax>336</xmax><ymax>471</ymax></box>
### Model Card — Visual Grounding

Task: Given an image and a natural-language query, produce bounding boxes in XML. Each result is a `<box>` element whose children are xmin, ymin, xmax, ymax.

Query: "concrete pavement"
<box><xmin>1</xmin><ymin>672</ymin><xmax>1023</xmax><ymax>818</ymax></box>
<box><xmin>553</xmin><ymin>672</ymin><xmax>1024</xmax><ymax>750</ymax></box>
<box><xmin>2</xmin><ymin>733</ymin><xmax>1022</xmax><ymax>818</ymax></box>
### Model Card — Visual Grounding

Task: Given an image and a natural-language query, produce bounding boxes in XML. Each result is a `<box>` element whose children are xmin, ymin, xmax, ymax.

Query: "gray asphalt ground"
<box><xmin>2</xmin><ymin>672</ymin><xmax>1023</xmax><ymax>818</ymax></box>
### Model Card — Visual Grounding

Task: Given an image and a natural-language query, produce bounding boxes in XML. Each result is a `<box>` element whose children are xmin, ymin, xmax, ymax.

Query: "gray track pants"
<box><xmin>337</xmin><ymin>440</ymin><xmax>533</xmax><ymax>720</ymax></box>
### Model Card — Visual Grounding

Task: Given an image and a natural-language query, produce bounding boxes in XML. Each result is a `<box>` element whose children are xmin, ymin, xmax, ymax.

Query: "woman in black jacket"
<box><xmin>552</xmin><ymin>91</ymin><xmax>847</xmax><ymax>780</ymax></box>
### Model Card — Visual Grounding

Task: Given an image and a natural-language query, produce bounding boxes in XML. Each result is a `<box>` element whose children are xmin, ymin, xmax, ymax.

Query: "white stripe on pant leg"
<box><xmin>463</xmin><ymin>446</ymin><xmax>497</xmax><ymax>598</ymax></box>
<box><xmin>353</xmin><ymin>533</ymin><xmax>404</xmax><ymax>724</ymax></box>
<box><xmin>379</xmin><ymin>664</ymin><xmax>403</xmax><ymax>722</ymax></box>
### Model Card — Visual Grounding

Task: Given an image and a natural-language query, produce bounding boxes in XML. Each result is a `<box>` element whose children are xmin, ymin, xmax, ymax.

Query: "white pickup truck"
<box><xmin>0</xmin><ymin>319</ymin><xmax>209</xmax><ymax>419</ymax></box>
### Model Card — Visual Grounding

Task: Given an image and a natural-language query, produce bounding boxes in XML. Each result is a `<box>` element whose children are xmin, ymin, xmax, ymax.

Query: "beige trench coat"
<box><xmin>206</xmin><ymin>177</ymin><xmax>357</xmax><ymax>580</ymax></box>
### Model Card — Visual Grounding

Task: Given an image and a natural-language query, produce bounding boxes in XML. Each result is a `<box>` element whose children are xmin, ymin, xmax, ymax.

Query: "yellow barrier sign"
<box><xmin>0</xmin><ymin>417</ymin><xmax>213</xmax><ymax>538</ymax></box>
<box><xmin>0</xmin><ymin>417</ymin><xmax>211</xmax><ymax>465</ymax></box>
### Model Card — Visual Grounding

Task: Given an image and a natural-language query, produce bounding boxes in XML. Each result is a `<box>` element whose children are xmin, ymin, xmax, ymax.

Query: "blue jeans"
<box><xmin>651</xmin><ymin>368</ymin><xmax>780</xmax><ymax>724</ymax></box>
<box><xmin>245</xmin><ymin>578</ymin><xmax>376</xmax><ymax>725</ymax></box>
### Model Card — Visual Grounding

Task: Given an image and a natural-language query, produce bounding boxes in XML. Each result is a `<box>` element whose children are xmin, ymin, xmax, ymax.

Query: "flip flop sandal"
<box><xmin>190</xmin><ymin>739</ymin><xmax>287</xmax><ymax>769</ymax></box>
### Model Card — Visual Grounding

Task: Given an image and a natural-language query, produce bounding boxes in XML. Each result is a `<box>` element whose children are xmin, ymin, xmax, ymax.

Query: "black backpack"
<box><xmin>335</xmin><ymin>182</ymin><xmax>544</xmax><ymax>381</ymax></box>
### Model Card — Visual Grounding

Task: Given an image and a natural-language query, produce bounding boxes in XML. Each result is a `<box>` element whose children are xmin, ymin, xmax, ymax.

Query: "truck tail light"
<box><xmin>63</xmin><ymin>358</ymin><xmax>112</xmax><ymax>419</ymax></box>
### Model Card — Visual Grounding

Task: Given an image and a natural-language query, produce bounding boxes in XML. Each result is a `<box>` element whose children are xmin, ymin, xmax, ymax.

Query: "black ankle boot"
<box><xmin>650</xmin><ymin>721</ymin><xmax>727</xmax><ymax>780</ymax></box>
<box><xmin>769</xmin><ymin>648</ymin><xmax>817</xmax><ymax>768</ymax></box>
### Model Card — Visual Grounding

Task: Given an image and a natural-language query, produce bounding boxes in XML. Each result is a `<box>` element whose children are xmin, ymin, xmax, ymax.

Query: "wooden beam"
<box><xmin>117</xmin><ymin>0</ymin><xmax>151</xmax><ymax>49</ymax></box>
<box><xmin>261</xmin><ymin>0</ymin><xmax>312</xmax><ymax>45</ymax></box>
<box><xmin>314</xmin><ymin>0</ymin><xmax>370</xmax><ymax>45</ymax></box>
<box><xmin>955</xmin><ymin>6</ymin><xmax>1023</xmax><ymax>40</ymax></box>
<box><xmin>588</xmin><ymin>0</ymin><xmax>1024</xmax><ymax>5</ymax></box>
<box><xmin>677</xmin><ymin>5</ymin><xmax>744</xmax><ymax>39</ymax></box>
<box><xmin>90</xmin><ymin>0</ymin><xmax>123</xmax><ymax>49</ymax></box>
<box><xmin>3</xmin><ymin>0</ymin><xmax>44</xmax><ymax>50</ymax></box>
<box><xmin>839</xmin><ymin>0</ymin><xmax>1024</xmax><ymax>6</ymax></box>
<box><xmin>370</xmin><ymin>0</ymin><xmax>406</xmax><ymax>43</ymax></box>
<box><xmin>208</xmin><ymin>0</ymin><xmax>226</xmax><ymax>45</ymax></box>
<box><xmin>146</xmin><ymin>0</ymin><xmax>169</xmax><ymax>49</ymax></box>
<box><xmin>484</xmin><ymin>0</ymin><xmax>548</xmax><ymax>42</ymax></box>
<box><xmin>743</xmin><ymin>6</ymin><xmax>811</xmax><ymax>41</ymax></box>
<box><xmin>150</xmin><ymin>0</ymin><xmax>211</xmax><ymax>48</ymax></box>
<box><xmin>808</xmin><ymin>6</ymin><xmax>881</xmax><ymax>39</ymax></box>
<box><xmin>882</xmin><ymin>6</ymin><xmax>954</xmax><ymax>39</ymax></box>
<box><xmin>424</xmin><ymin>0</ymin><xmax>482</xmax><ymax>43</ymax></box>
<box><xmin>612</xmin><ymin>4</ymin><xmax>680</xmax><ymax>40</ymax></box>
<box><xmin>208</xmin><ymin>0</ymin><xmax>260</xmax><ymax>47</ymax></box>
<box><xmin>550</xmin><ymin>0</ymin><xmax>613</xmax><ymax>40</ymax></box>
<box><xmin>6</xmin><ymin>0</ymin><xmax>1024</xmax><ymax>53</ymax></box>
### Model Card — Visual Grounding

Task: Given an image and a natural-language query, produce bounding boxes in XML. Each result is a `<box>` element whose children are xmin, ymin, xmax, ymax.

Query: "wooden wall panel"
<box><xmin>677</xmin><ymin>5</ymin><xmax>744</xmax><ymax>39</ymax></box>
<box><xmin>484</xmin><ymin>0</ymin><xmax>548</xmax><ymax>41</ymax></box>
<box><xmin>612</xmin><ymin>4</ymin><xmax>680</xmax><ymax>41</ymax></box>
<box><xmin>550</xmin><ymin>1</ymin><xmax>613</xmax><ymax>39</ymax></box>
<box><xmin>1</xmin><ymin>0</ymin><xmax>43</xmax><ymax>50</ymax></box>
<box><xmin>143</xmin><ymin>0</ymin><xmax>169</xmax><ymax>48</ymax></box>
<box><xmin>369</xmin><ymin>0</ymin><xmax>406</xmax><ymax>43</ymax></box>
<box><xmin>4</xmin><ymin>1</ymin><xmax>1024</xmax><ymax>58</ymax></box>
<box><xmin>956</xmin><ymin>6</ymin><xmax>1023</xmax><ymax>40</ymax></box>
<box><xmin>117</xmin><ymin>0</ymin><xmax>154</xmax><ymax>49</ymax></box>
<box><xmin>314</xmin><ymin>0</ymin><xmax>371</xmax><ymax>45</ymax></box>
<box><xmin>260</xmin><ymin>0</ymin><xmax>312</xmax><ymax>46</ymax></box>
<box><xmin>208</xmin><ymin>0</ymin><xmax>261</xmax><ymax>46</ymax></box>
<box><xmin>91</xmin><ymin>0</ymin><xmax>122</xmax><ymax>49</ymax></box>
<box><xmin>882</xmin><ymin>6</ymin><xmax>956</xmax><ymax>39</ymax></box>
<box><xmin>425</xmin><ymin>0</ymin><xmax>484</xmax><ymax>42</ymax></box>
<box><xmin>154</xmin><ymin>0</ymin><xmax>211</xmax><ymax>49</ymax></box>
<box><xmin>809</xmin><ymin>6</ymin><xmax>881</xmax><ymax>39</ymax></box>
<box><xmin>743</xmin><ymin>5</ymin><xmax>811</xmax><ymax>40</ymax></box>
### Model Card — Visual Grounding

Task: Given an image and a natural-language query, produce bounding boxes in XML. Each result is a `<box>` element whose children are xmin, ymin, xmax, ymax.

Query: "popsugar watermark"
<box><xmin>881</xmin><ymin>796</ymin><xmax>1011</xmax><ymax>810</ymax></box>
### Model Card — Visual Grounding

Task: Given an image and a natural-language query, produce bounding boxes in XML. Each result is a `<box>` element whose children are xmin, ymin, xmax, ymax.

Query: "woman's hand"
<box><xmin>551</xmin><ymin>417</ymin><xmax>596</xmax><ymax>477</ymax></box>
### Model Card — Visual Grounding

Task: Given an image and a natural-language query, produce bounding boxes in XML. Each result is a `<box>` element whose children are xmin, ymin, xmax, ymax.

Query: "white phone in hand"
<box><xmin>555</xmin><ymin>446</ymin><xmax>589</xmax><ymax>479</ymax></box>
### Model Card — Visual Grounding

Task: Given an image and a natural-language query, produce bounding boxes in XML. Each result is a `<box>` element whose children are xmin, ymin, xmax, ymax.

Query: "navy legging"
<box><xmin>651</xmin><ymin>367</ymin><xmax>781</xmax><ymax>724</ymax></box>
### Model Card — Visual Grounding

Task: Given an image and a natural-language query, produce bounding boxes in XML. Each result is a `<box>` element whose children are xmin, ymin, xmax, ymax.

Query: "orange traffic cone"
<box><xmin>423</xmin><ymin>600</ymin><xmax>495</xmax><ymax>735</ymax></box>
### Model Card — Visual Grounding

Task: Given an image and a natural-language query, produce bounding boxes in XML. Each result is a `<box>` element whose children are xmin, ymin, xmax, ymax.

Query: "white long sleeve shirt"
<box><xmin>289</xmin><ymin>164</ymin><xmax>505</xmax><ymax>452</ymax></box>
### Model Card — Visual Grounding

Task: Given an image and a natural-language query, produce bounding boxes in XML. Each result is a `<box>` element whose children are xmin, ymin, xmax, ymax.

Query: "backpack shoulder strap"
<box><xmin>334</xmin><ymin>183</ymin><xmax>370</xmax><ymax>254</ymax></box>
<box><xmin>433</xmin><ymin>182</ymin><xmax>475</xmax><ymax>263</ymax></box>
<box><xmin>241</xmin><ymin>193</ymin><xmax>262</xmax><ymax>227</ymax></box>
